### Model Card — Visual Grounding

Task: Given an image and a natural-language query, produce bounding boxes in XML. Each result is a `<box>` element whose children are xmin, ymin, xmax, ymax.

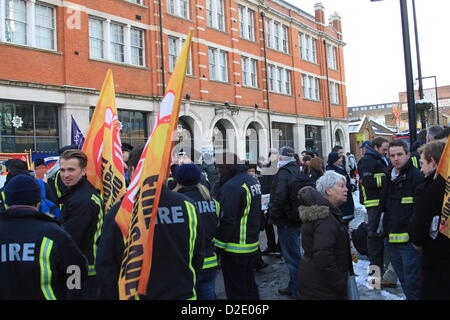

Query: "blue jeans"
<box><xmin>195</xmin><ymin>269</ymin><xmax>218</xmax><ymax>300</ymax></box>
<box><xmin>385</xmin><ymin>240</ymin><xmax>421</xmax><ymax>300</ymax></box>
<box><xmin>277</xmin><ymin>225</ymin><xmax>301</xmax><ymax>295</ymax></box>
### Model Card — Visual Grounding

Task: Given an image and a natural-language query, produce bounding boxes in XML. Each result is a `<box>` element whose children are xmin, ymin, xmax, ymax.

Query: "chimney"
<box><xmin>329</xmin><ymin>12</ymin><xmax>342</xmax><ymax>33</ymax></box>
<box><xmin>314</xmin><ymin>3</ymin><xmax>325</xmax><ymax>24</ymax></box>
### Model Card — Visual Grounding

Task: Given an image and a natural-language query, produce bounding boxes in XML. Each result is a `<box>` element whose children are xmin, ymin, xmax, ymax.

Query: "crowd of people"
<box><xmin>1</xmin><ymin>125</ymin><xmax>450</xmax><ymax>300</ymax></box>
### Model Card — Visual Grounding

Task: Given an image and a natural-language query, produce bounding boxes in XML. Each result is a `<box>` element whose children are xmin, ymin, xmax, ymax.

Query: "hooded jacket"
<box><xmin>357</xmin><ymin>146</ymin><xmax>390</xmax><ymax>209</ymax></box>
<box><xmin>60</xmin><ymin>176</ymin><xmax>103</xmax><ymax>277</ymax></box>
<box><xmin>214</xmin><ymin>165</ymin><xmax>262</xmax><ymax>256</ymax></box>
<box><xmin>297</xmin><ymin>187</ymin><xmax>352</xmax><ymax>300</ymax></box>
<box><xmin>96</xmin><ymin>186</ymin><xmax>204</xmax><ymax>300</ymax></box>
<box><xmin>0</xmin><ymin>206</ymin><xmax>87</xmax><ymax>300</ymax></box>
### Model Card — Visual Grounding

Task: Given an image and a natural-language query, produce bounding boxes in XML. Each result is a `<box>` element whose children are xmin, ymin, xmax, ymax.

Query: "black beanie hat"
<box><xmin>4</xmin><ymin>175</ymin><xmax>41</xmax><ymax>206</ymax></box>
<box><xmin>327</xmin><ymin>152</ymin><xmax>340</xmax><ymax>166</ymax></box>
<box><xmin>175</xmin><ymin>164</ymin><xmax>202</xmax><ymax>186</ymax></box>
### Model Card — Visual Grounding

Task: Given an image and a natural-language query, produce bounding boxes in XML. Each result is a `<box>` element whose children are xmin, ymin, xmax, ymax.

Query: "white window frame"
<box><xmin>88</xmin><ymin>17</ymin><xmax>146</xmax><ymax>67</ymax></box>
<box><xmin>265</xmin><ymin>17</ymin><xmax>289</xmax><ymax>54</ymax></box>
<box><xmin>206</xmin><ymin>0</ymin><xmax>225</xmax><ymax>31</ymax></box>
<box><xmin>208</xmin><ymin>47</ymin><xmax>227</xmax><ymax>82</ymax></box>
<box><xmin>238</xmin><ymin>5</ymin><xmax>254</xmax><ymax>41</ymax></box>
<box><xmin>2</xmin><ymin>0</ymin><xmax>57</xmax><ymax>51</ymax></box>
<box><xmin>89</xmin><ymin>17</ymin><xmax>104</xmax><ymax>59</ymax></box>
<box><xmin>302</xmin><ymin>74</ymin><xmax>320</xmax><ymax>101</ymax></box>
<box><xmin>127</xmin><ymin>0</ymin><xmax>144</xmax><ymax>4</ymax></box>
<box><xmin>110</xmin><ymin>22</ymin><xmax>125</xmax><ymax>63</ymax></box>
<box><xmin>327</xmin><ymin>44</ymin><xmax>338</xmax><ymax>70</ymax></box>
<box><xmin>268</xmin><ymin>64</ymin><xmax>290</xmax><ymax>95</ymax></box>
<box><xmin>168</xmin><ymin>36</ymin><xmax>192</xmax><ymax>75</ymax></box>
<box><xmin>299</xmin><ymin>33</ymin><xmax>317</xmax><ymax>64</ymax></box>
<box><xmin>167</xmin><ymin>0</ymin><xmax>189</xmax><ymax>19</ymax></box>
<box><xmin>329</xmin><ymin>81</ymin><xmax>339</xmax><ymax>104</ymax></box>
<box><xmin>241</xmin><ymin>56</ymin><xmax>257</xmax><ymax>88</ymax></box>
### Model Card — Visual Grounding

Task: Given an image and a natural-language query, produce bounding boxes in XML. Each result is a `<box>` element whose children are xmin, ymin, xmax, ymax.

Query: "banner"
<box><xmin>0</xmin><ymin>153</ymin><xmax>31</xmax><ymax>169</ymax></box>
<box><xmin>436</xmin><ymin>139</ymin><xmax>450</xmax><ymax>239</ymax></box>
<box><xmin>82</xmin><ymin>69</ymin><xmax>126</xmax><ymax>214</ymax></box>
<box><xmin>115</xmin><ymin>31</ymin><xmax>193</xmax><ymax>300</ymax></box>
<box><xmin>71</xmin><ymin>115</ymin><xmax>85</xmax><ymax>149</ymax></box>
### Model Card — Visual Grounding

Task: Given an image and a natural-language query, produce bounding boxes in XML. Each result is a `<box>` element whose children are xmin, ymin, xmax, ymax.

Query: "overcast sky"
<box><xmin>286</xmin><ymin>0</ymin><xmax>450</xmax><ymax>107</ymax></box>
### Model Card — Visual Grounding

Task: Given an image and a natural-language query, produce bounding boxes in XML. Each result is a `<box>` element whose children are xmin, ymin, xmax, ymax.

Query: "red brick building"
<box><xmin>0</xmin><ymin>0</ymin><xmax>349</xmax><ymax>161</ymax></box>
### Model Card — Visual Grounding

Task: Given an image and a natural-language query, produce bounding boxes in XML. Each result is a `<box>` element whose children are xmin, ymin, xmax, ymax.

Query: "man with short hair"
<box><xmin>59</xmin><ymin>149</ymin><xmax>103</xmax><ymax>299</ymax></box>
<box><xmin>380</xmin><ymin>139</ymin><xmax>424</xmax><ymax>300</ymax></box>
<box><xmin>426</xmin><ymin>125</ymin><xmax>444</xmax><ymax>143</ymax></box>
<box><xmin>357</xmin><ymin>137</ymin><xmax>390</xmax><ymax>275</ymax></box>
<box><xmin>269</xmin><ymin>146</ymin><xmax>314</xmax><ymax>297</ymax></box>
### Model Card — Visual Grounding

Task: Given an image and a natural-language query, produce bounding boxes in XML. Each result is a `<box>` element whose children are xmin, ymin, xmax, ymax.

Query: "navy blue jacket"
<box><xmin>0</xmin><ymin>206</ymin><xmax>87</xmax><ymax>300</ymax></box>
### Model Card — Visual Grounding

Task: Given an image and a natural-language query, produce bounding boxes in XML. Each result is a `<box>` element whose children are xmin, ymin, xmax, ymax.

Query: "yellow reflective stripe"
<box><xmin>401</xmin><ymin>197</ymin><xmax>414</xmax><ymax>204</ymax></box>
<box><xmin>213</xmin><ymin>238</ymin><xmax>259</xmax><ymax>253</ymax></box>
<box><xmin>1</xmin><ymin>192</ymin><xmax>8</xmax><ymax>209</ymax></box>
<box><xmin>55</xmin><ymin>174</ymin><xmax>62</xmax><ymax>198</ymax></box>
<box><xmin>90</xmin><ymin>194</ymin><xmax>104</xmax><ymax>276</ymax></box>
<box><xmin>202</xmin><ymin>254</ymin><xmax>218</xmax><ymax>269</ymax></box>
<box><xmin>185</xmin><ymin>201</ymin><xmax>198</xmax><ymax>300</ymax></box>
<box><xmin>361</xmin><ymin>185</ymin><xmax>367</xmax><ymax>202</ymax></box>
<box><xmin>39</xmin><ymin>237</ymin><xmax>57</xmax><ymax>300</ymax></box>
<box><xmin>364</xmin><ymin>199</ymin><xmax>380</xmax><ymax>208</ymax></box>
<box><xmin>389</xmin><ymin>233</ymin><xmax>410</xmax><ymax>243</ymax></box>
<box><xmin>213</xmin><ymin>199</ymin><xmax>220</xmax><ymax>218</ymax></box>
<box><xmin>374</xmin><ymin>173</ymin><xmax>385</xmax><ymax>188</ymax></box>
<box><xmin>240</xmin><ymin>184</ymin><xmax>251</xmax><ymax>244</ymax></box>
<box><xmin>411</xmin><ymin>157</ymin><xmax>419</xmax><ymax>168</ymax></box>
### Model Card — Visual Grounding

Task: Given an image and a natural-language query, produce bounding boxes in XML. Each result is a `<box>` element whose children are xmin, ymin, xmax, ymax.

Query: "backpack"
<box><xmin>351</xmin><ymin>222</ymin><xmax>369</xmax><ymax>256</ymax></box>
<box><xmin>285</xmin><ymin>171</ymin><xmax>315</xmax><ymax>221</ymax></box>
<box><xmin>37</xmin><ymin>179</ymin><xmax>61</xmax><ymax>220</ymax></box>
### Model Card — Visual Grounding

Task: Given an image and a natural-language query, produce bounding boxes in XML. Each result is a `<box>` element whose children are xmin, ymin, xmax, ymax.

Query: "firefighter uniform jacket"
<box><xmin>96</xmin><ymin>186</ymin><xmax>204</xmax><ymax>300</ymax></box>
<box><xmin>214</xmin><ymin>167</ymin><xmax>262</xmax><ymax>256</ymax></box>
<box><xmin>176</xmin><ymin>185</ymin><xmax>220</xmax><ymax>271</ymax></box>
<box><xmin>380</xmin><ymin>161</ymin><xmax>424</xmax><ymax>243</ymax></box>
<box><xmin>0</xmin><ymin>206</ymin><xmax>87</xmax><ymax>300</ymax></box>
<box><xmin>357</xmin><ymin>146</ymin><xmax>389</xmax><ymax>209</ymax></box>
<box><xmin>60</xmin><ymin>177</ymin><xmax>103</xmax><ymax>277</ymax></box>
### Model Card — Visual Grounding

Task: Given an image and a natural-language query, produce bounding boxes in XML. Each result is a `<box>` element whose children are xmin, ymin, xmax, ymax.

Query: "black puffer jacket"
<box><xmin>297</xmin><ymin>187</ymin><xmax>352</xmax><ymax>300</ymax></box>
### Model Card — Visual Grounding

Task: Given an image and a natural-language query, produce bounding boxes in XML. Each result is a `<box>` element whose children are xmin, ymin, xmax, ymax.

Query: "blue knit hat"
<box><xmin>4</xmin><ymin>175</ymin><xmax>41</xmax><ymax>206</ymax></box>
<box><xmin>176</xmin><ymin>164</ymin><xmax>202</xmax><ymax>186</ymax></box>
<box><xmin>327</xmin><ymin>152</ymin><xmax>340</xmax><ymax>166</ymax></box>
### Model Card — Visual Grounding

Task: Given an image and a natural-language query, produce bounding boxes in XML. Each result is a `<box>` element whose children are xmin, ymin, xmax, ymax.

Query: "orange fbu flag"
<box><xmin>392</xmin><ymin>105</ymin><xmax>401</xmax><ymax>121</ymax></box>
<box><xmin>82</xmin><ymin>69</ymin><xmax>126</xmax><ymax>213</ymax></box>
<box><xmin>115</xmin><ymin>31</ymin><xmax>193</xmax><ymax>300</ymax></box>
<box><xmin>436</xmin><ymin>138</ymin><xmax>450</xmax><ymax>239</ymax></box>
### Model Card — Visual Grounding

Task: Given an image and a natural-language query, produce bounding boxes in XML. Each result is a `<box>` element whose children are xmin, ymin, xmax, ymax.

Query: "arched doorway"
<box><xmin>174</xmin><ymin>117</ymin><xmax>194</xmax><ymax>160</ymax></box>
<box><xmin>245</xmin><ymin>122</ymin><xmax>260</xmax><ymax>164</ymax></box>
<box><xmin>335</xmin><ymin>128</ymin><xmax>344</xmax><ymax>147</ymax></box>
<box><xmin>212</xmin><ymin>119</ymin><xmax>236</xmax><ymax>165</ymax></box>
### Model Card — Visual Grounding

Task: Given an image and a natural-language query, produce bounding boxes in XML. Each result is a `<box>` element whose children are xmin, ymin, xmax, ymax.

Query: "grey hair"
<box><xmin>316</xmin><ymin>171</ymin><xmax>346</xmax><ymax>197</ymax></box>
<box><xmin>427</xmin><ymin>125</ymin><xmax>444</xmax><ymax>141</ymax></box>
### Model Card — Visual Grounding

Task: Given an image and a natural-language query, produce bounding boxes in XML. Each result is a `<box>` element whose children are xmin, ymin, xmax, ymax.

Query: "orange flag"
<box><xmin>436</xmin><ymin>138</ymin><xmax>450</xmax><ymax>239</ymax></box>
<box><xmin>82</xmin><ymin>69</ymin><xmax>126</xmax><ymax>213</ymax></box>
<box><xmin>115</xmin><ymin>31</ymin><xmax>193</xmax><ymax>300</ymax></box>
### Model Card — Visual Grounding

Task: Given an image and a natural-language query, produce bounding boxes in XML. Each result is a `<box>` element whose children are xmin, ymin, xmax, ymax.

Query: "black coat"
<box><xmin>297</xmin><ymin>191</ymin><xmax>352</xmax><ymax>300</ymax></box>
<box><xmin>408</xmin><ymin>173</ymin><xmax>450</xmax><ymax>300</ymax></box>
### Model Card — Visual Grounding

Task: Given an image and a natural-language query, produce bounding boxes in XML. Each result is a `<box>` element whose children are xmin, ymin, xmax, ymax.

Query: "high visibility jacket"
<box><xmin>96</xmin><ymin>186</ymin><xmax>204</xmax><ymax>300</ymax></box>
<box><xmin>214</xmin><ymin>167</ymin><xmax>262</xmax><ymax>255</ymax></box>
<box><xmin>176</xmin><ymin>185</ymin><xmax>219</xmax><ymax>271</ymax></box>
<box><xmin>380</xmin><ymin>161</ymin><xmax>424</xmax><ymax>243</ymax></box>
<box><xmin>60</xmin><ymin>177</ymin><xmax>103</xmax><ymax>277</ymax></box>
<box><xmin>0</xmin><ymin>206</ymin><xmax>87</xmax><ymax>300</ymax></box>
<box><xmin>357</xmin><ymin>146</ymin><xmax>389</xmax><ymax>208</ymax></box>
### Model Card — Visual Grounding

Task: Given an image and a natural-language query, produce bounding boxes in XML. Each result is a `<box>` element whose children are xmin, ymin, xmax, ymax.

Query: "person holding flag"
<box><xmin>409</xmin><ymin>141</ymin><xmax>450</xmax><ymax>299</ymax></box>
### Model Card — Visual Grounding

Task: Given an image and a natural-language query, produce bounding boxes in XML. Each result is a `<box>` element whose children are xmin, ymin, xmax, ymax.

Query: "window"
<box><xmin>302</xmin><ymin>74</ymin><xmax>320</xmax><ymax>101</ymax></box>
<box><xmin>0</xmin><ymin>101</ymin><xmax>59</xmax><ymax>152</ymax></box>
<box><xmin>329</xmin><ymin>81</ymin><xmax>339</xmax><ymax>104</ymax></box>
<box><xmin>238</xmin><ymin>5</ymin><xmax>254</xmax><ymax>41</ymax></box>
<box><xmin>299</xmin><ymin>33</ymin><xmax>317</xmax><ymax>63</ymax></box>
<box><xmin>241</xmin><ymin>56</ymin><xmax>257</xmax><ymax>88</ymax></box>
<box><xmin>168</xmin><ymin>36</ymin><xmax>192</xmax><ymax>75</ymax></box>
<box><xmin>265</xmin><ymin>17</ymin><xmax>289</xmax><ymax>54</ymax></box>
<box><xmin>206</xmin><ymin>0</ymin><xmax>225</xmax><ymax>31</ymax></box>
<box><xmin>4</xmin><ymin>0</ymin><xmax>56</xmax><ymax>50</ymax></box>
<box><xmin>268</xmin><ymin>64</ymin><xmax>291</xmax><ymax>95</ymax></box>
<box><xmin>89</xmin><ymin>18</ymin><xmax>145</xmax><ymax>67</ymax></box>
<box><xmin>208</xmin><ymin>47</ymin><xmax>227</xmax><ymax>82</ymax></box>
<box><xmin>110</xmin><ymin>23</ymin><xmax>124</xmax><ymax>63</ymax></box>
<box><xmin>327</xmin><ymin>44</ymin><xmax>338</xmax><ymax>70</ymax></box>
<box><xmin>127</xmin><ymin>0</ymin><xmax>143</xmax><ymax>4</ymax></box>
<box><xmin>167</xmin><ymin>0</ymin><xmax>189</xmax><ymax>19</ymax></box>
<box><xmin>272</xmin><ymin>122</ymin><xmax>294</xmax><ymax>150</ymax></box>
<box><xmin>130</xmin><ymin>28</ymin><xmax>144</xmax><ymax>66</ymax></box>
<box><xmin>89</xmin><ymin>18</ymin><xmax>104</xmax><ymax>59</ymax></box>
